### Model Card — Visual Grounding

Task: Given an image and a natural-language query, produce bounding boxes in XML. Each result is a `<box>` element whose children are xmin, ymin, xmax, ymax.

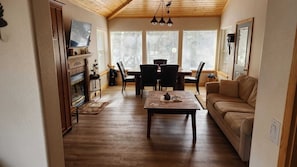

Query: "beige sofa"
<box><xmin>205</xmin><ymin>75</ymin><xmax>257</xmax><ymax>161</ymax></box>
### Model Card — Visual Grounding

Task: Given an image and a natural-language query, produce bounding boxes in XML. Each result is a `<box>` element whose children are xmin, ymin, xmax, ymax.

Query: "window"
<box><xmin>110</xmin><ymin>31</ymin><xmax>142</xmax><ymax>69</ymax></box>
<box><xmin>110</xmin><ymin>30</ymin><xmax>217</xmax><ymax>70</ymax></box>
<box><xmin>182</xmin><ymin>31</ymin><xmax>217</xmax><ymax>70</ymax></box>
<box><xmin>218</xmin><ymin>28</ymin><xmax>234</xmax><ymax>77</ymax></box>
<box><xmin>96</xmin><ymin>29</ymin><xmax>107</xmax><ymax>73</ymax></box>
<box><xmin>146</xmin><ymin>31</ymin><xmax>178</xmax><ymax>64</ymax></box>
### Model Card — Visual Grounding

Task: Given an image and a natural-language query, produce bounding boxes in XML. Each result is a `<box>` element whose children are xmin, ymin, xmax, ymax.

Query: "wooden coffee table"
<box><xmin>144</xmin><ymin>91</ymin><xmax>200</xmax><ymax>143</ymax></box>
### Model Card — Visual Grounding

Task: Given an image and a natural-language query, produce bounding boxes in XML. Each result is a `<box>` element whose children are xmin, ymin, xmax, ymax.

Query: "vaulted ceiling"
<box><xmin>68</xmin><ymin>0</ymin><xmax>228</xmax><ymax>20</ymax></box>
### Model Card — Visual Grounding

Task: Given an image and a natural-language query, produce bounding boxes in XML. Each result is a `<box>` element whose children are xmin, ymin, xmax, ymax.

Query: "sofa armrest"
<box><xmin>205</xmin><ymin>82</ymin><xmax>220</xmax><ymax>94</ymax></box>
<box><xmin>239</xmin><ymin>116</ymin><xmax>254</xmax><ymax>161</ymax></box>
<box><xmin>241</xmin><ymin>116</ymin><xmax>254</xmax><ymax>136</ymax></box>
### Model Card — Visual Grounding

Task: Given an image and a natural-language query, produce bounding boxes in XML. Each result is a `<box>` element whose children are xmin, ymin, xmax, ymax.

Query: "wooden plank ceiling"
<box><xmin>68</xmin><ymin>0</ymin><xmax>228</xmax><ymax>20</ymax></box>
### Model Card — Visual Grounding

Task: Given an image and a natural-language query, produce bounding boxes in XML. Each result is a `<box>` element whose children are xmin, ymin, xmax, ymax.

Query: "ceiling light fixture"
<box><xmin>150</xmin><ymin>0</ymin><xmax>173</xmax><ymax>27</ymax></box>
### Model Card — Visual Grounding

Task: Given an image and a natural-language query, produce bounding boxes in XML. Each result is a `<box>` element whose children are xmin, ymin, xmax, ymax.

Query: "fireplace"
<box><xmin>70</xmin><ymin>72</ymin><xmax>86</xmax><ymax>107</ymax></box>
<box><xmin>67</xmin><ymin>54</ymin><xmax>91</xmax><ymax>122</ymax></box>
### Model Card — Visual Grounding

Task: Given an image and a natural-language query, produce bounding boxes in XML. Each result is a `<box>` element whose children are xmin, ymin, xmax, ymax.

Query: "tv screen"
<box><xmin>69</xmin><ymin>20</ymin><xmax>92</xmax><ymax>48</ymax></box>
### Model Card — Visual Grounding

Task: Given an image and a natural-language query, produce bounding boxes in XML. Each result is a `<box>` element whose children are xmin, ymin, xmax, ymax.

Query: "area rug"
<box><xmin>195</xmin><ymin>94</ymin><xmax>207</xmax><ymax>110</ymax></box>
<box><xmin>79</xmin><ymin>101</ymin><xmax>108</xmax><ymax>115</ymax></box>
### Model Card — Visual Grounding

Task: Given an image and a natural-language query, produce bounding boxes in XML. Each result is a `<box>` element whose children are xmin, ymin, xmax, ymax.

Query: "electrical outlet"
<box><xmin>269</xmin><ymin>119</ymin><xmax>281</xmax><ymax>145</ymax></box>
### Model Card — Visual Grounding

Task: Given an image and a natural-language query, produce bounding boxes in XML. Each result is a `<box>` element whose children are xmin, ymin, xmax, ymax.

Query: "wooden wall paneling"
<box><xmin>68</xmin><ymin>0</ymin><xmax>227</xmax><ymax>18</ymax></box>
<box><xmin>50</xmin><ymin>1</ymin><xmax>72</xmax><ymax>134</ymax></box>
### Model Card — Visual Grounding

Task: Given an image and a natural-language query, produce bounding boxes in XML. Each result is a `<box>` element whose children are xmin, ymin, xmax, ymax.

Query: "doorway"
<box><xmin>278</xmin><ymin>28</ymin><xmax>297</xmax><ymax>167</ymax></box>
<box><xmin>233</xmin><ymin>18</ymin><xmax>254</xmax><ymax>79</ymax></box>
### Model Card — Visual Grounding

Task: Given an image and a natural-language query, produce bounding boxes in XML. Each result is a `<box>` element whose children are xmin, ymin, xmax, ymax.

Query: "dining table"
<box><xmin>127</xmin><ymin>67</ymin><xmax>192</xmax><ymax>95</ymax></box>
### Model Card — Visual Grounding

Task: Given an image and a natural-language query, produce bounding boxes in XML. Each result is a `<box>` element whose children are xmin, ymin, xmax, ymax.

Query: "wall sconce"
<box><xmin>227</xmin><ymin>33</ymin><xmax>235</xmax><ymax>55</ymax></box>
<box><xmin>0</xmin><ymin>3</ymin><xmax>8</xmax><ymax>41</ymax></box>
<box><xmin>150</xmin><ymin>0</ymin><xmax>173</xmax><ymax>27</ymax></box>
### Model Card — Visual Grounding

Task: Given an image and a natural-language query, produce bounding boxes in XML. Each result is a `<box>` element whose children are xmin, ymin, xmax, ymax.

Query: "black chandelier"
<box><xmin>150</xmin><ymin>0</ymin><xmax>173</xmax><ymax>27</ymax></box>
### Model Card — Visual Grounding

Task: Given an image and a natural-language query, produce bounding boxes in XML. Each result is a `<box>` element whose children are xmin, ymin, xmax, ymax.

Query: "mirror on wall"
<box><xmin>233</xmin><ymin>18</ymin><xmax>254</xmax><ymax>79</ymax></box>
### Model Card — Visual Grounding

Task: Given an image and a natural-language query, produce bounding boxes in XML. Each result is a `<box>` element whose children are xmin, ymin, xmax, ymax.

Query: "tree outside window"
<box><xmin>110</xmin><ymin>31</ymin><xmax>142</xmax><ymax>69</ymax></box>
<box><xmin>182</xmin><ymin>30</ymin><xmax>217</xmax><ymax>70</ymax></box>
<box><xmin>146</xmin><ymin>31</ymin><xmax>178</xmax><ymax>64</ymax></box>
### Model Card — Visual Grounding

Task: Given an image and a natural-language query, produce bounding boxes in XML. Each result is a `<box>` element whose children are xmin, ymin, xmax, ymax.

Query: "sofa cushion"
<box><xmin>236</xmin><ymin>75</ymin><xmax>257</xmax><ymax>101</ymax></box>
<box><xmin>247</xmin><ymin>80</ymin><xmax>258</xmax><ymax>108</ymax></box>
<box><xmin>207</xmin><ymin>93</ymin><xmax>244</xmax><ymax>107</ymax></box>
<box><xmin>205</xmin><ymin>82</ymin><xmax>220</xmax><ymax>94</ymax></box>
<box><xmin>224</xmin><ymin>112</ymin><xmax>254</xmax><ymax>136</ymax></box>
<box><xmin>219</xmin><ymin>80</ymin><xmax>239</xmax><ymax>97</ymax></box>
<box><xmin>214</xmin><ymin>101</ymin><xmax>255</xmax><ymax>116</ymax></box>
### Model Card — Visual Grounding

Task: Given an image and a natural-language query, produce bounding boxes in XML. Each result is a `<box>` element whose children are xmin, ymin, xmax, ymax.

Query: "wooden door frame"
<box><xmin>278</xmin><ymin>28</ymin><xmax>297</xmax><ymax>167</ymax></box>
<box><xmin>232</xmin><ymin>18</ymin><xmax>254</xmax><ymax>79</ymax></box>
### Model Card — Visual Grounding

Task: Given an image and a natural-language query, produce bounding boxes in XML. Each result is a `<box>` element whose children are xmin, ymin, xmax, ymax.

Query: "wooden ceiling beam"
<box><xmin>107</xmin><ymin>0</ymin><xmax>133</xmax><ymax>20</ymax></box>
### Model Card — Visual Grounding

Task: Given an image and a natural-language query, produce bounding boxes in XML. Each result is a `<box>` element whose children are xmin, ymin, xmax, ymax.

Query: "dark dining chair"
<box><xmin>153</xmin><ymin>59</ymin><xmax>167</xmax><ymax>67</ymax></box>
<box><xmin>159</xmin><ymin>64</ymin><xmax>179</xmax><ymax>90</ymax></box>
<box><xmin>116</xmin><ymin>61</ymin><xmax>135</xmax><ymax>93</ymax></box>
<box><xmin>185</xmin><ymin>61</ymin><xmax>205</xmax><ymax>94</ymax></box>
<box><xmin>140</xmin><ymin>64</ymin><xmax>158</xmax><ymax>97</ymax></box>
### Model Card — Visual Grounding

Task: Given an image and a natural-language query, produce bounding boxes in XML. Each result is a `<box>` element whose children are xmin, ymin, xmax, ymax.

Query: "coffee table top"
<box><xmin>144</xmin><ymin>91</ymin><xmax>200</xmax><ymax>110</ymax></box>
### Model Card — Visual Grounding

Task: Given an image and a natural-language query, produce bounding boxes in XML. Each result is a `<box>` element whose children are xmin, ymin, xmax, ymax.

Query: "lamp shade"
<box><xmin>0</xmin><ymin>18</ymin><xmax>7</xmax><ymax>27</ymax></box>
<box><xmin>150</xmin><ymin>16</ymin><xmax>158</xmax><ymax>25</ymax></box>
<box><xmin>150</xmin><ymin>0</ymin><xmax>173</xmax><ymax>26</ymax></box>
<box><xmin>167</xmin><ymin>18</ymin><xmax>173</xmax><ymax>27</ymax></box>
<box><xmin>159</xmin><ymin>17</ymin><xmax>165</xmax><ymax>25</ymax></box>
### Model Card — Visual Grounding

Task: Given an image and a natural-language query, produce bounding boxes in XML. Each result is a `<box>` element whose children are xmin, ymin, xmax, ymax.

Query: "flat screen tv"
<box><xmin>69</xmin><ymin>20</ymin><xmax>92</xmax><ymax>48</ymax></box>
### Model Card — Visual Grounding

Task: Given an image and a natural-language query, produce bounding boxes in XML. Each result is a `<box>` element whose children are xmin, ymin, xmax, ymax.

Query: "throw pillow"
<box><xmin>219</xmin><ymin>80</ymin><xmax>239</xmax><ymax>97</ymax></box>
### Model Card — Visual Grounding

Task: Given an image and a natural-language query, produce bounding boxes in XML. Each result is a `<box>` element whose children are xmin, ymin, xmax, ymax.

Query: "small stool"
<box><xmin>90</xmin><ymin>74</ymin><xmax>101</xmax><ymax>98</ymax></box>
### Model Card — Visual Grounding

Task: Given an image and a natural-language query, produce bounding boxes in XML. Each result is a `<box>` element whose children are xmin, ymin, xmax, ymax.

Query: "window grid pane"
<box><xmin>146</xmin><ymin>31</ymin><xmax>178</xmax><ymax>64</ymax></box>
<box><xmin>182</xmin><ymin>31</ymin><xmax>217</xmax><ymax>70</ymax></box>
<box><xmin>110</xmin><ymin>31</ymin><xmax>142</xmax><ymax>69</ymax></box>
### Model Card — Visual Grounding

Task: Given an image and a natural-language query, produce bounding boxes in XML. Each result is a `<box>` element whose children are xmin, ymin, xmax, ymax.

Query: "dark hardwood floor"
<box><xmin>63</xmin><ymin>85</ymin><xmax>248</xmax><ymax>167</ymax></box>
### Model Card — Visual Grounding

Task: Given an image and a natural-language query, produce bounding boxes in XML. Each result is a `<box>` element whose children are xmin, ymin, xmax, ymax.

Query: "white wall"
<box><xmin>61</xmin><ymin>0</ymin><xmax>108</xmax><ymax>58</ymax></box>
<box><xmin>0</xmin><ymin>0</ymin><xmax>64</xmax><ymax>166</ymax></box>
<box><xmin>221</xmin><ymin>0</ymin><xmax>268</xmax><ymax>78</ymax></box>
<box><xmin>250</xmin><ymin>0</ymin><xmax>297</xmax><ymax>166</ymax></box>
<box><xmin>221</xmin><ymin>0</ymin><xmax>297</xmax><ymax>166</ymax></box>
<box><xmin>60</xmin><ymin>0</ymin><xmax>110</xmax><ymax>87</ymax></box>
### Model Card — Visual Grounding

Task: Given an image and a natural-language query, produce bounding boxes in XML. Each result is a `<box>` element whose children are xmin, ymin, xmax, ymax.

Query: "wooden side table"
<box><xmin>90</xmin><ymin>74</ymin><xmax>101</xmax><ymax>98</ymax></box>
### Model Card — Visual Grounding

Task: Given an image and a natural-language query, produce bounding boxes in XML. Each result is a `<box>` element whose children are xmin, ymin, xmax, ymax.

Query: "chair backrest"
<box><xmin>116</xmin><ymin>62</ymin><xmax>126</xmax><ymax>81</ymax></box>
<box><xmin>119</xmin><ymin>61</ymin><xmax>125</xmax><ymax>73</ymax></box>
<box><xmin>159</xmin><ymin>64</ymin><xmax>179</xmax><ymax>88</ymax></box>
<box><xmin>195</xmin><ymin>61</ymin><xmax>205</xmax><ymax>79</ymax></box>
<box><xmin>153</xmin><ymin>59</ymin><xmax>167</xmax><ymax>67</ymax></box>
<box><xmin>140</xmin><ymin>64</ymin><xmax>158</xmax><ymax>87</ymax></box>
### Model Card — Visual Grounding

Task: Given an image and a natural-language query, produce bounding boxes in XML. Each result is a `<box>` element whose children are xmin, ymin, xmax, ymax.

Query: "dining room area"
<box><xmin>116</xmin><ymin>59</ymin><xmax>205</xmax><ymax>96</ymax></box>
<box><xmin>106</xmin><ymin>13</ymin><xmax>219</xmax><ymax>97</ymax></box>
